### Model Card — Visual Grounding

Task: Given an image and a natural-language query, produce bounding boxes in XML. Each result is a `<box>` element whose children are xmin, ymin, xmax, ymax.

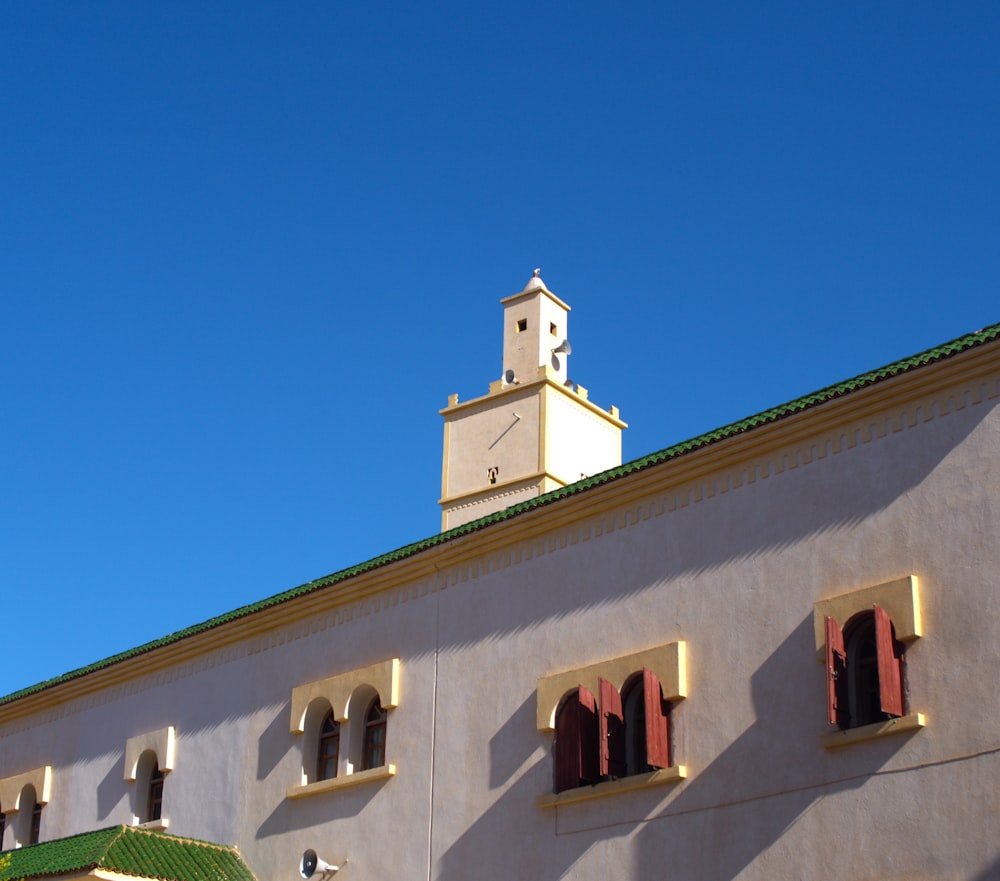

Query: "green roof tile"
<box><xmin>2</xmin><ymin>319</ymin><xmax>999</xmax><ymax>707</ymax></box>
<box><xmin>0</xmin><ymin>826</ymin><xmax>256</xmax><ymax>881</ymax></box>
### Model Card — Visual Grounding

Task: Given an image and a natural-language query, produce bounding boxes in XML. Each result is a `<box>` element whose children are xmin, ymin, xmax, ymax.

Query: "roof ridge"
<box><xmin>2</xmin><ymin>318</ymin><xmax>998</xmax><ymax>706</ymax></box>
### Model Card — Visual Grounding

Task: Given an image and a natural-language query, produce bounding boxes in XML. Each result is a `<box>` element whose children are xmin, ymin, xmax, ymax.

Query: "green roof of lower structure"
<box><xmin>0</xmin><ymin>826</ymin><xmax>256</xmax><ymax>881</ymax></box>
<box><xmin>1</xmin><ymin>319</ymin><xmax>999</xmax><ymax>707</ymax></box>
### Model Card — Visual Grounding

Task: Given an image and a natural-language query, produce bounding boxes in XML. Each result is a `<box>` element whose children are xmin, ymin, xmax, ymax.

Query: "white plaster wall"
<box><xmin>2</xmin><ymin>366</ymin><xmax>999</xmax><ymax>881</ymax></box>
<box><xmin>425</xmin><ymin>381</ymin><xmax>1000</xmax><ymax>880</ymax></box>
<box><xmin>544</xmin><ymin>388</ymin><xmax>622</xmax><ymax>483</ymax></box>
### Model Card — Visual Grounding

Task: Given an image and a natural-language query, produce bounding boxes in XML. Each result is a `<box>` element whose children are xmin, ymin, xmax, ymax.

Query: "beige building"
<box><xmin>1</xmin><ymin>275</ymin><xmax>999</xmax><ymax>881</ymax></box>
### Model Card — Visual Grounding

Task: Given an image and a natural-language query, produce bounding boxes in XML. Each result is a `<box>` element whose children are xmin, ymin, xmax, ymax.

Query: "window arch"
<box><xmin>289</xmin><ymin>658</ymin><xmax>400</xmax><ymax>793</ymax></box>
<box><xmin>16</xmin><ymin>784</ymin><xmax>41</xmax><ymax>847</ymax></box>
<box><xmin>622</xmin><ymin>669</ymin><xmax>671</xmax><ymax>775</ymax></box>
<box><xmin>826</xmin><ymin>604</ymin><xmax>904</xmax><ymax>730</ymax></box>
<box><xmin>554</xmin><ymin>686</ymin><xmax>599</xmax><ymax>793</ymax></box>
<box><xmin>123</xmin><ymin>727</ymin><xmax>174</xmax><ymax>828</ymax></box>
<box><xmin>363</xmin><ymin>697</ymin><xmax>387</xmax><ymax>770</ymax></box>
<box><xmin>134</xmin><ymin>749</ymin><xmax>167</xmax><ymax>826</ymax></box>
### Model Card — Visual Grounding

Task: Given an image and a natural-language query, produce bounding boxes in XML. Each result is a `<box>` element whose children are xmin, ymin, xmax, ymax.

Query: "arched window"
<box><xmin>826</xmin><ymin>604</ymin><xmax>904</xmax><ymax>730</ymax></box>
<box><xmin>0</xmin><ymin>804</ymin><xmax>6</xmax><ymax>850</ymax></box>
<box><xmin>317</xmin><ymin>709</ymin><xmax>340</xmax><ymax>781</ymax></box>
<box><xmin>16</xmin><ymin>785</ymin><xmax>41</xmax><ymax>847</ymax></box>
<box><xmin>134</xmin><ymin>749</ymin><xmax>167</xmax><ymax>826</ymax></box>
<box><xmin>620</xmin><ymin>669</ymin><xmax>671</xmax><ymax>776</ymax></box>
<box><xmin>363</xmin><ymin>698</ymin><xmax>387</xmax><ymax>770</ymax></box>
<box><xmin>554</xmin><ymin>686</ymin><xmax>599</xmax><ymax>793</ymax></box>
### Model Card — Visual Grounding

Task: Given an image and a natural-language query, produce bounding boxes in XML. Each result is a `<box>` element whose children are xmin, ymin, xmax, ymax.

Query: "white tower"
<box><xmin>439</xmin><ymin>271</ymin><xmax>626</xmax><ymax>530</ymax></box>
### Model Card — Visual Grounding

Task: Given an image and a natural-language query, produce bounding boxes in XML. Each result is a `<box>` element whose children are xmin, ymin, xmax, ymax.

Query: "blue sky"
<box><xmin>2</xmin><ymin>2</ymin><xmax>998</xmax><ymax>698</ymax></box>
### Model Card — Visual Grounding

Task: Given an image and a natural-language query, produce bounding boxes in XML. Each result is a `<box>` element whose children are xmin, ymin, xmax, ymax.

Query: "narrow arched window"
<box><xmin>317</xmin><ymin>709</ymin><xmax>340</xmax><ymax>781</ymax></box>
<box><xmin>845</xmin><ymin>614</ymin><xmax>881</xmax><ymax>726</ymax></box>
<box><xmin>621</xmin><ymin>669</ymin><xmax>671</xmax><ymax>776</ymax></box>
<box><xmin>363</xmin><ymin>698</ymin><xmax>387</xmax><ymax>770</ymax></box>
<box><xmin>17</xmin><ymin>785</ymin><xmax>40</xmax><ymax>847</ymax></box>
<box><xmin>622</xmin><ymin>677</ymin><xmax>647</xmax><ymax>775</ymax></box>
<box><xmin>554</xmin><ymin>686</ymin><xmax>599</xmax><ymax>793</ymax></box>
<box><xmin>826</xmin><ymin>604</ymin><xmax>904</xmax><ymax>730</ymax></box>
<box><xmin>0</xmin><ymin>806</ymin><xmax>6</xmax><ymax>849</ymax></box>
<box><xmin>147</xmin><ymin>763</ymin><xmax>165</xmax><ymax>822</ymax></box>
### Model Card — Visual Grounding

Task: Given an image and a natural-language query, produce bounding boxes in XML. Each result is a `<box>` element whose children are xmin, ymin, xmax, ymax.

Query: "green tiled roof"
<box><xmin>0</xmin><ymin>825</ymin><xmax>256</xmax><ymax>881</ymax></box>
<box><xmin>2</xmin><ymin>320</ymin><xmax>999</xmax><ymax>707</ymax></box>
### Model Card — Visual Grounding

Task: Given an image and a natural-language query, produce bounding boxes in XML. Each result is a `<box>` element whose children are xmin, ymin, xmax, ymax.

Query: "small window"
<box><xmin>550</xmin><ymin>322</ymin><xmax>557</xmax><ymax>335</ymax></box>
<box><xmin>0</xmin><ymin>808</ymin><xmax>6</xmax><ymax>849</ymax></box>
<box><xmin>364</xmin><ymin>698</ymin><xmax>387</xmax><ymax>770</ymax></box>
<box><xmin>317</xmin><ymin>710</ymin><xmax>340</xmax><ymax>781</ymax></box>
<box><xmin>516</xmin><ymin>318</ymin><xmax>527</xmax><ymax>332</ymax></box>
<box><xmin>825</xmin><ymin>604</ymin><xmax>904</xmax><ymax>730</ymax></box>
<box><xmin>29</xmin><ymin>801</ymin><xmax>42</xmax><ymax>845</ymax></box>
<box><xmin>147</xmin><ymin>764</ymin><xmax>165</xmax><ymax>823</ymax></box>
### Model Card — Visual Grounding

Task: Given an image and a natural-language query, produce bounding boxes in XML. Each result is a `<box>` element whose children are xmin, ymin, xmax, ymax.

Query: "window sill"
<box><xmin>820</xmin><ymin>713</ymin><xmax>925</xmax><ymax>750</ymax></box>
<box><xmin>286</xmin><ymin>764</ymin><xmax>396</xmax><ymax>799</ymax></box>
<box><xmin>536</xmin><ymin>766</ymin><xmax>687</xmax><ymax>809</ymax></box>
<box><xmin>134</xmin><ymin>818</ymin><xmax>169</xmax><ymax>831</ymax></box>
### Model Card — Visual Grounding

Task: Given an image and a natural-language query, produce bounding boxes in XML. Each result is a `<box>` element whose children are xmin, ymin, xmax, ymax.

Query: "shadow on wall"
<box><xmin>255</xmin><ymin>773</ymin><xmax>386</xmax><ymax>840</ymax></box>
<box><xmin>970</xmin><ymin>851</ymin><xmax>1000</xmax><ymax>881</ymax></box>
<box><xmin>96</xmin><ymin>751</ymin><xmax>126</xmax><ymax>821</ymax></box>
<box><xmin>437</xmin><ymin>738</ymin><xmax>608</xmax><ymax>881</ymax></box>
<box><xmin>628</xmin><ymin>616</ymin><xmax>921</xmax><ymax>881</ymax></box>
<box><xmin>440</xmin><ymin>618</ymin><xmax>920</xmax><ymax>881</ymax></box>
<box><xmin>488</xmin><ymin>691</ymin><xmax>536</xmax><ymax>790</ymax></box>
<box><xmin>430</xmin><ymin>393</ymin><xmax>996</xmax><ymax>656</ymax></box>
<box><xmin>257</xmin><ymin>699</ymin><xmax>293</xmax><ymax>782</ymax></box>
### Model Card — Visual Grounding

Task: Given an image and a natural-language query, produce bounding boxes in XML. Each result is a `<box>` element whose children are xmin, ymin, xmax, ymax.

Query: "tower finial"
<box><xmin>533</xmin><ymin>268</ymin><xmax>541</xmax><ymax>277</ymax></box>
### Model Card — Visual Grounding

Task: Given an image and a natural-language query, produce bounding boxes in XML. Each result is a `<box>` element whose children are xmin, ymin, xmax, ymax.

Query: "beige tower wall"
<box><xmin>441</xmin><ymin>387</ymin><xmax>542</xmax><ymax>502</ymax></box>
<box><xmin>440</xmin><ymin>377</ymin><xmax>625</xmax><ymax>530</ymax></box>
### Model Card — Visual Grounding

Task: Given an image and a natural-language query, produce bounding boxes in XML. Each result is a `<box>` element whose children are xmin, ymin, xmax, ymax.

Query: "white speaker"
<box><xmin>300</xmin><ymin>850</ymin><xmax>346</xmax><ymax>878</ymax></box>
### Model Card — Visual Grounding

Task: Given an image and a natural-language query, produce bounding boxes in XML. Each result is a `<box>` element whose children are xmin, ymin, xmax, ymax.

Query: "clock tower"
<box><xmin>439</xmin><ymin>271</ymin><xmax>626</xmax><ymax>530</ymax></box>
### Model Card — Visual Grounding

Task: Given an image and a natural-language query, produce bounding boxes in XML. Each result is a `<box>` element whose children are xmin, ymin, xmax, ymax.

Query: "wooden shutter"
<box><xmin>825</xmin><ymin>615</ymin><xmax>848</xmax><ymax>728</ymax></box>
<box><xmin>874</xmin><ymin>604</ymin><xmax>904</xmax><ymax>717</ymax></box>
<box><xmin>642</xmin><ymin>668</ymin><xmax>670</xmax><ymax>769</ymax></box>
<box><xmin>578</xmin><ymin>685</ymin><xmax>600</xmax><ymax>783</ymax></box>
<box><xmin>598</xmin><ymin>677</ymin><xmax>626</xmax><ymax>778</ymax></box>
<box><xmin>554</xmin><ymin>685</ymin><xmax>600</xmax><ymax>793</ymax></box>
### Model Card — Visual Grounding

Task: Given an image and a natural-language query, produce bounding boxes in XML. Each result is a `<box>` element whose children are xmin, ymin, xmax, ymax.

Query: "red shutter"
<box><xmin>578</xmin><ymin>685</ymin><xmax>600</xmax><ymax>783</ymax></box>
<box><xmin>825</xmin><ymin>616</ymin><xmax>848</xmax><ymax>728</ymax></box>
<box><xmin>642</xmin><ymin>668</ymin><xmax>670</xmax><ymax>769</ymax></box>
<box><xmin>554</xmin><ymin>691</ymin><xmax>581</xmax><ymax>793</ymax></box>
<box><xmin>555</xmin><ymin>686</ymin><xmax>599</xmax><ymax>791</ymax></box>
<box><xmin>874</xmin><ymin>604</ymin><xmax>904</xmax><ymax>717</ymax></box>
<box><xmin>598</xmin><ymin>677</ymin><xmax>626</xmax><ymax>778</ymax></box>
